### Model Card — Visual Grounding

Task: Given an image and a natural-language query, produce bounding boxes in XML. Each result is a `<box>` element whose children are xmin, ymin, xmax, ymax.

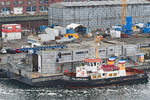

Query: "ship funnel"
<box><xmin>118</xmin><ymin>59</ymin><xmax>126</xmax><ymax>70</ymax></box>
<box><xmin>107</xmin><ymin>57</ymin><xmax>116</xmax><ymax>65</ymax></box>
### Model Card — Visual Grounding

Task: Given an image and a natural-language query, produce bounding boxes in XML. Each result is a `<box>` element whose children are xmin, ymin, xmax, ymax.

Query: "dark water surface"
<box><xmin>0</xmin><ymin>75</ymin><xmax>150</xmax><ymax>100</ymax></box>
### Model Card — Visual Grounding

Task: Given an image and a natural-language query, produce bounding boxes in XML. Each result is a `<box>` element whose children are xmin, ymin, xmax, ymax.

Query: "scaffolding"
<box><xmin>48</xmin><ymin>0</ymin><xmax>150</xmax><ymax>28</ymax></box>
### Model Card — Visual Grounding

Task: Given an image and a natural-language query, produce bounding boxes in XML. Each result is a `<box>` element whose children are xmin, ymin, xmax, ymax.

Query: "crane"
<box><xmin>122</xmin><ymin>0</ymin><xmax>127</xmax><ymax>25</ymax></box>
<box><xmin>17</xmin><ymin>45</ymin><xmax>68</xmax><ymax>54</ymax></box>
<box><xmin>95</xmin><ymin>35</ymin><xmax>103</xmax><ymax>58</ymax></box>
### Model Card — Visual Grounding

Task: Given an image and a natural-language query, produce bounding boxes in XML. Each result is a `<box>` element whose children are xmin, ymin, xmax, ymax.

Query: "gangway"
<box><xmin>17</xmin><ymin>45</ymin><xmax>68</xmax><ymax>54</ymax></box>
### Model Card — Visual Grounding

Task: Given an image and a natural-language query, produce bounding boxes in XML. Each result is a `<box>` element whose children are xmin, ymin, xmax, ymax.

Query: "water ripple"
<box><xmin>0</xmin><ymin>76</ymin><xmax>149</xmax><ymax>100</ymax></box>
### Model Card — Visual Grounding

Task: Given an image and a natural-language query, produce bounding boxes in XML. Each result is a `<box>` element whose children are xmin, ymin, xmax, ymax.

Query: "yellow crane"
<box><xmin>95</xmin><ymin>35</ymin><xmax>103</xmax><ymax>58</ymax></box>
<box><xmin>122</xmin><ymin>0</ymin><xmax>127</xmax><ymax>25</ymax></box>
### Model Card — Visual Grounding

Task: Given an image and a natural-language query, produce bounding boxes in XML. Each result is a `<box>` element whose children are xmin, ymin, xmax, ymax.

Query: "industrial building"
<box><xmin>36</xmin><ymin>43</ymin><xmax>141</xmax><ymax>74</ymax></box>
<box><xmin>5</xmin><ymin>40</ymin><xmax>142</xmax><ymax>75</ymax></box>
<box><xmin>0</xmin><ymin>0</ymin><xmax>50</xmax><ymax>15</ymax></box>
<box><xmin>48</xmin><ymin>0</ymin><xmax>150</xmax><ymax>28</ymax></box>
<box><xmin>0</xmin><ymin>0</ymin><xmax>110</xmax><ymax>15</ymax></box>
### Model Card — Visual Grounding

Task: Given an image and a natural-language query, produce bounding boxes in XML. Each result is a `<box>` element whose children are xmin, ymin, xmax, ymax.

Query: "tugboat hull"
<box><xmin>63</xmin><ymin>73</ymin><xmax>148</xmax><ymax>88</ymax></box>
<box><xmin>0</xmin><ymin>67</ymin><xmax>148</xmax><ymax>88</ymax></box>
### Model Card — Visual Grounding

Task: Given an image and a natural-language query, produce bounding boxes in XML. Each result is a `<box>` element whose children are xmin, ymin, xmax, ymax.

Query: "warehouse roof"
<box><xmin>50</xmin><ymin>0</ymin><xmax>150</xmax><ymax>8</ymax></box>
<box><xmin>66</xmin><ymin>23</ymin><xmax>83</xmax><ymax>29</ymax></box>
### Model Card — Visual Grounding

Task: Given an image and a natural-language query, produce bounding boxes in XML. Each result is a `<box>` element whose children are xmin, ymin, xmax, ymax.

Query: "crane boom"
<box><xmin>122</xmin><ymin>0</ymin><xmax>127</xmax><ymax>25</ymax></box>
<box><xmin>95</xmin><ymin>35</ymin><xmax>103</xmax><ymax>58</ymax></box>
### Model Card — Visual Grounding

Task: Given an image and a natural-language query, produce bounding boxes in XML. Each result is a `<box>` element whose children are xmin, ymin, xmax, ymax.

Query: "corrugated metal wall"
<box><xmin>48</xmin><ymin>3</ymin><xmax>150</xmax><ymax>28</ymax></box>
<box><xmin>37</xmin><ymin>44</ymin><xmax>140</xmax><ymax>74</ymax></box>
<box><xmin>40</xmin><ymin>51</ymin><xmax>60</xmax><ymax>74</ymax></box>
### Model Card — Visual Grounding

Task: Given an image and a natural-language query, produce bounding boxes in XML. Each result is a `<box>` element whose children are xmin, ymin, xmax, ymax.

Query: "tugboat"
<box><xmin>63</xmin><ymin>35</ymin><xmax>148</xmax><ymax>88</ymax></box>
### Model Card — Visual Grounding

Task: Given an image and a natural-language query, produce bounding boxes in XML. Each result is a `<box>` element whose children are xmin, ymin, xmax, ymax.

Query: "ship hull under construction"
<box><xmin>63</xmin><ymin>73</ymin><xmax>148</xmax><ymax>88</ymax></box>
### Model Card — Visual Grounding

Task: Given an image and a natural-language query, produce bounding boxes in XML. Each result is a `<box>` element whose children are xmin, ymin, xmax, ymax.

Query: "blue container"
<box><xmin>51</xmin><ymin>24</ymin><xmax>55</xmax><ymax>28</ymax></box>
<box><xmin>126</xmin><ymin>16</ymin><xmax>132</xmax><ymax>23</ymax></box>
<box><xmin>143</xmin><ymin>27</ymin><xmax>150</xmax><ymax>33</ymax></box>
<box><xmin>115</xmin><ymin>27</ymin><xmax>123</xmax><ymax>31</ymax></box>
<box><xmin>66</xmin><ymin>29</ymin><xmax>75</xmax><ymax>34</ymax></box>
<box><xmin>86</xmin><ymin>27</ymin><xmax>91</xmax><ymax>34</ymax></box>
<box><xmin>40</xmin><ymin>25</ymin><xmax>48</xmax><ymax>32</ymax></box>
<box><xmin>126</xmin><ymin>17</ymin><xmax>132</xmax><ymax>29</ymax></box>
<box><xmin>123</xmin><ymin>16</ymin><xmax>133</xmax><ymax>35</ymax></box>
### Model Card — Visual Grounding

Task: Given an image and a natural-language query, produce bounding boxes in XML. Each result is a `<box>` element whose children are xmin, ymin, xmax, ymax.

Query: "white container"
<box><xmin>27</xmin><ymin>36</ymin><xmax>39</xmax><ymax>44</ymax></box>
<box><xmin>54</xmin><ymin>26</ymin><xmax>66</xmax><ymax>35</ymax></box>
<box><xmin>45</xmin><ymin>28</ymin><xmax>59</xmax><ymax>36</ymax></box>
<box><xmin>39</xmin><ymin>28</ymin><xmax>59</xmax><ymax>42</ymax></box>
<box><xmin>38</xmin><ymin>33</ymin><xmax>55</xmax><ymax>42</ymax></box>
<box><xmin>2</xmin><ymin>32</ymin><xmax>21</xmax><ymax>40</ymax></box>
<box><xmin>110</xmin><ymin>30</ymin><xmax>121</xmax><ymax>38</ymax></box>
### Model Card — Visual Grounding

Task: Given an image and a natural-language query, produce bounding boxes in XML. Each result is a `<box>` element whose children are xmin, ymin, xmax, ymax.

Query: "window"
<box><xmin>26</xmin><ymin>7</ymin><xmax>31</xmax><ymax>11</ymax></box>
<box><xmin>8</xmin><ymin>26</ymin><xmax>12</xmax><ymax>30</ymax></box>
<box><xmin>92</xmin><ymin>75</ymin><xmax>96</xmax><ymax>79</ymax></box>
<box><xmin>2</xmin><ymin>27</ymin><xmax>4</xmax><ymax>29</ymax></box>
<box><xmin>94</xmin><ymin>62</ymin><xmax>96</xmax><ymax>66</ymax></box>
<box><xmin>5</xmin><ymin>1</ymin><xmax>10</xmax><ymax>5</ymax></box>
<box><xmin>110</xmin><ymin>49</ymin><xmax>113</xmax><ymax>51</ymax></box>
<box><xmin>102</xmin><ymin>73</ymin><xmax>106</xmax><ymax>76</ymax></box>
<box><xmin>76</xmin><ymin>51</ymin><xmax>88</xmax><ymax>54</ymax></box>
<box><xmin>61</xmin><ymin>53</ymin><xmax>71</xmax><ymax>56</ymax></box>
<box><xmin>16</xmin><ymin>26</ymin><xmax>21</xmax><ymax>29</ymax></box>
<box><xmin>26</xmin><ymin>6</ymin><xmax>36</xmax><ymax>12</ymax></box>
<box><xmin>97</xmin><ymin>74</ymin><xmax>101</xmax><ymax>78</ymax></box>
<box><xmin>39</xmin><ymin>0</ymin><xmax>48</xmax><ymax>4</ymax></box>
<box><xmin>1</xmin><ymin>2</ymin><xmax>4</xmax><ymax>6</ymax></box>
<box><xmin>27</xmin><ymin>0</ymin><xmax>31</xmax><ymax>5</ymax></box>
<box><xmin>14</xmin><ymin>1</ymin><xmax>18</xmax><ymax>5</ymax></box>
<box><xmin>44</xmin><ymin>0</ymin><xmax>48</xmax><ymax>4</ymax></box>
<box><xmin>18</xmin><ymin>1</ymin><xmax>24</xmax><ymax>5</ymax></box>
<box><xmin>50</xmin><ymin>0</ymin><xmax>54</xmax><ymax>3</ymax></box>
<box><xmin>39</xmin><ymin>0</ymin><xmax>43</xmax><ymax>4</ymax></box>
<box><xmin>31</xmin><ymin>0</ymin><xmax>36</xmax><ymax>4</ymax></box>
<box><xmin>109</xmin><ymin>73</ymin><xmax>112</xmax><ymax>77</ymax></box>
<box><xmin>1</xmin><ymin>7</ymin><xmax>10</xmax><ymax>12</ymax></box>
<box><xmin>99</xmin><ymin>50</ymin><xmax>105</xmax><ymax>52</ymax></box>
<box><xmin>6</xmin><ymin>8</ymin><xmax>10</xmax><ymax>11</ymax></box>
<box><xmin>39</xmin><ymin>6</ymin><xmax>48</xmax><ymax>12</ymax></box>
<box><xmin>113</xmin><ymin>73</ymin><xmax>117</xmax><ymax>76</ymax></box>
<box><xmin>32</xmin><ymin>6</ymin><xmax>36</xmax><ymax>11</ymax></box>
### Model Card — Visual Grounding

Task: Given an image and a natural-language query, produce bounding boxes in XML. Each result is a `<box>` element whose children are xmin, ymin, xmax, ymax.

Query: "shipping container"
<box><xmin>2</xmin><ymin>32</ymin><xmax>21</xmax><ymax>40</ymax></box>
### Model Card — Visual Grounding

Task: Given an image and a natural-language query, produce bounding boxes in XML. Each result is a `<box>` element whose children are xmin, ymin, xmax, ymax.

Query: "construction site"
<box><xmin>0</xmin><ymin>0</ymin><xmax>150</xmax><ymax>87</ymax></box>
<box><xmin>0</xmin><ymin>37</ymin><xmax>146</xmax><ymax>86</ymax></box>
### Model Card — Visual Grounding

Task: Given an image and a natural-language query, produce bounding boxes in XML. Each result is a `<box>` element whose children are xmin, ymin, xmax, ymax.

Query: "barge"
<box><xmin>0</xmin><ymin>63</ymin><xmax>148</xmax><ymax>88</ymax></box>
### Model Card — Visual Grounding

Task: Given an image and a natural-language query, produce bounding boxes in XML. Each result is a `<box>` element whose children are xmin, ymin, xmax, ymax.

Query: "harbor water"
<box><xmin>0</xmin><ymin>74</ymin><xmax>150</xmax><ymax>100</ymax></box>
